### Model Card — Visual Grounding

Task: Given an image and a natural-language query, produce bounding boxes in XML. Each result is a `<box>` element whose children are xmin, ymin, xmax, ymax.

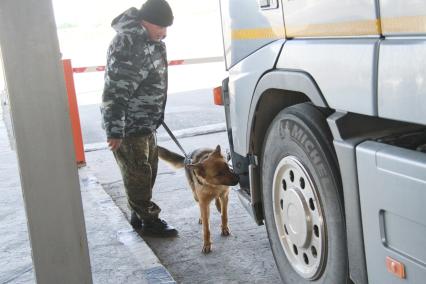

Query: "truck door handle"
<box><xmin>259</xmin><ymin>0</ymin><xmax>278</xmax><ymax>9</ymax></box>
<box><xmin>259</xmin><ymin>0</ymin><xmax>271</xmax><ymax>8</ymax></box>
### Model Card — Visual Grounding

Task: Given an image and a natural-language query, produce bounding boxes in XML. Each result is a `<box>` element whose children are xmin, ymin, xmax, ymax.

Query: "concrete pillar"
<box><xmin>0</xmin><ymin>1</ymin><xmax>92</xmax><ymax>283</ymax></box>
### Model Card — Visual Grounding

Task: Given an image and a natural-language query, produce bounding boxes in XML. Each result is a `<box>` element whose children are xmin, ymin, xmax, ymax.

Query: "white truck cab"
<box><xmin>218</xmin><ymin>1</ymin><xmax>426</xmax><ymax>283</ymax></box>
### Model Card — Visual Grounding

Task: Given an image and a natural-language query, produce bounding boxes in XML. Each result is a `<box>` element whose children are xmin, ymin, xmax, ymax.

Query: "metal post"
<box><xmin>0</xmin><ymin>0</ymin><xmax>92</xmax><ymax>283</ymax></box>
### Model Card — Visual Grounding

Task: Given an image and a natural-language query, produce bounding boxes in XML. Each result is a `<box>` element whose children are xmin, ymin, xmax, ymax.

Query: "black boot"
<box><xmin>130</xmin><ymin>211</ymin><xmax>142</xmax><ymax>229</ymax></box>
<box><xmin>141</xmin><ymin>218</ymin><xmax>178</xmax><ymax>237</ymax></box>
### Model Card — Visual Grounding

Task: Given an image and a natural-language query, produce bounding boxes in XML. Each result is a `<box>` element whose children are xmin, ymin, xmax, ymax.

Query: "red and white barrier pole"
<box><xmin>72</xmin><ymin>56</ymin><xmax>224</xmax><ymax>73</ymax></box>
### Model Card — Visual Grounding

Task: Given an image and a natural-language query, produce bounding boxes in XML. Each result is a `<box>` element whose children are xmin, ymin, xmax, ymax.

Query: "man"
<box><xmin>101</xmin><ymin>0</ymin><xmax>177</xmax><ymax>237</ymax></box>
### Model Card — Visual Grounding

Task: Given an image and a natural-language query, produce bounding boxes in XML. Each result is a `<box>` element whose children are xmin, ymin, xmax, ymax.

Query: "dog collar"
<box><xmin>184</xmin><ymin>156</ymin><xmax>192</xmax><ymax>166</ymax></box>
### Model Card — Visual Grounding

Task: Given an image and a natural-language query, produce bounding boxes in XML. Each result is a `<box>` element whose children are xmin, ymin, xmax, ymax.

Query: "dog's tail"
<box><xmin>158</xmin><ymin>146</ymin><xmax>185</xmax><ymax>169</ymax></box>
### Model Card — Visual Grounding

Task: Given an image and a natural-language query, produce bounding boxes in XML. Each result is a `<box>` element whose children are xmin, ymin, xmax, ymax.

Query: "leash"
<box><xmin>161</xmin><ymin>121</ymin><xmax>192</xmax><ymax>165</ymax></box>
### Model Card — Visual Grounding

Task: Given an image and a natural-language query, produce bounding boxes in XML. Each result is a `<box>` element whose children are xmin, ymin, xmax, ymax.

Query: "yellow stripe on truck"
<box><xmin>382</xmin><ymin>15</ymin><xmax>426</xmax><ymax>34</ymax></box>
<box><xmin>232</xmin><ymin>27</ymin><xmax>285</xmax><ymax>40</ymax></box>
<box><xmin>286</xmin><ymin>19</ymin><xmax>381</xmax><ymax>37</ymax></box>
<box><xmin>231</xmin><ymin>16</ymin><xmax>426</xmax><ymax>40</ymax></box>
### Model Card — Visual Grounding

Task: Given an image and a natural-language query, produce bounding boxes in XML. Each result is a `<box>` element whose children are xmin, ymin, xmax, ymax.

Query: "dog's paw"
<box><xmin>202</xmin><ymin>243</ymin><xmax>212</xmax><ymax>254</ymax></box>
<box><xmin>198</xmin><ymin>218</ymin><xmax>202</xmax><ymax>225</ymax></box>
<box><xmin>221</xmin><ymin>226</ymin><xmax>231</xmax><ymax>236</ymax></box>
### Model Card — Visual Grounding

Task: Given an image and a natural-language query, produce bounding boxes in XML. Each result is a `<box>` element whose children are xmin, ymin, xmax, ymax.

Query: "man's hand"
<box><xmin>107</xmin><ymin>138</ymin><xmax>122</xmax><ymax>151</ymax></box>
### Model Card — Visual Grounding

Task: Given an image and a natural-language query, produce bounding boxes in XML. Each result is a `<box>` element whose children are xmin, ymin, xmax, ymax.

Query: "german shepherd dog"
<box><xmin>158</xmin><ymin>145</ymin><xmax>239</xmax><ymax>253</ymax></box>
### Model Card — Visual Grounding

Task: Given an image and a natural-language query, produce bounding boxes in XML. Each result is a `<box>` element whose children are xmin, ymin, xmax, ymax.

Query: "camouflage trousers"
<box><xmin>113</xmin><ymin>133</ymin><xmax>161</xmax><ymax>221</ymax></box>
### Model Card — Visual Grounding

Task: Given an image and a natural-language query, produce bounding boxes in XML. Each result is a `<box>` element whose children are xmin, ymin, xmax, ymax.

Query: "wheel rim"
<box><xmin>272</xmin><ymin>156</ymin><xmax>327</xmax><ymax>280</ymax></box>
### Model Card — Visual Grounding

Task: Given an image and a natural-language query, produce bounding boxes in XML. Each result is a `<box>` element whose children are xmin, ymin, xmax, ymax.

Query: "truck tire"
<box><xmin>261</xmin><ymin>103</ymin><xmax>348</xmax><ymax>283</ymax></box>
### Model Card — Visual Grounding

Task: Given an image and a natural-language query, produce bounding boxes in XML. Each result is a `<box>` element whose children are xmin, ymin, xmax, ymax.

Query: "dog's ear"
<box><xmin>187</xmin><ymin>163</ymin><xmax>206</xmax><ymax>178</ymax></box>
<box><xmin>212</xmin><ymin>145</ymin><xmax>222</xmax><ymax>157</ymax></box>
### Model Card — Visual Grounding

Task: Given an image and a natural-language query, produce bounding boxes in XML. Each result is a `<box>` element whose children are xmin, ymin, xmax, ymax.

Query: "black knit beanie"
<box><xmin>139</xmin><ymin>0</ymin><xmax>174</xmax><ymax>27</ymax></box>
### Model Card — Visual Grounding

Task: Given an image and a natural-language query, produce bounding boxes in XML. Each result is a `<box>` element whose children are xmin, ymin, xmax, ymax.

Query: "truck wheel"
<box><xmin>261</xmin><ymin>103</ymin><xmax>348</xmax><ymax>283</ymax></box>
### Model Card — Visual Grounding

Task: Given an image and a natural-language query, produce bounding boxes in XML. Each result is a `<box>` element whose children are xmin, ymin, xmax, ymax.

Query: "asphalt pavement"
<box><xmin>75</xmin><ymin>62</ymin><xmax>227</xmax><ymax>145</ymax></box>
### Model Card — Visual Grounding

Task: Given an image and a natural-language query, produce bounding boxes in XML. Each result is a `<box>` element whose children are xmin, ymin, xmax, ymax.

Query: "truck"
<box><xmin>215</xmin><ymin>1</ymin><xmax>426</xmax><ymax>283</ymax></box>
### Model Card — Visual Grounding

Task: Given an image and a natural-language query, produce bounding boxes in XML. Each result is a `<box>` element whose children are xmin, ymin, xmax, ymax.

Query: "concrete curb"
<box><xmin>79</xmin><ymin>167</ymin><xmax>176</xmax><ymax>283</ymax></box>
<box><xmin>84</xmin><ymin>123</ymin><xmax>226</xmax><ymax>152</ymax></box>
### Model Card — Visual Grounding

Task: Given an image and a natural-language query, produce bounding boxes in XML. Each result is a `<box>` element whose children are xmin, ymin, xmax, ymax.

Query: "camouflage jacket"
<box><xmin>101</xmin><ymin>8</ymin><xmax>168</xmax><ymax>139</ymax></box>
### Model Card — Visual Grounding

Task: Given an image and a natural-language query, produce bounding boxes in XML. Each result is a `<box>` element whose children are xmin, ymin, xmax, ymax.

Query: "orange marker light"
<box><xmin>213</xmin><ymin>86</ymin><xmax>223</xmax><ymax>105</ymax></box>
<box><xmin>386</xmin><ymin>256</ymin><xmax>406</xmax><ymax>279</ymax></box>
